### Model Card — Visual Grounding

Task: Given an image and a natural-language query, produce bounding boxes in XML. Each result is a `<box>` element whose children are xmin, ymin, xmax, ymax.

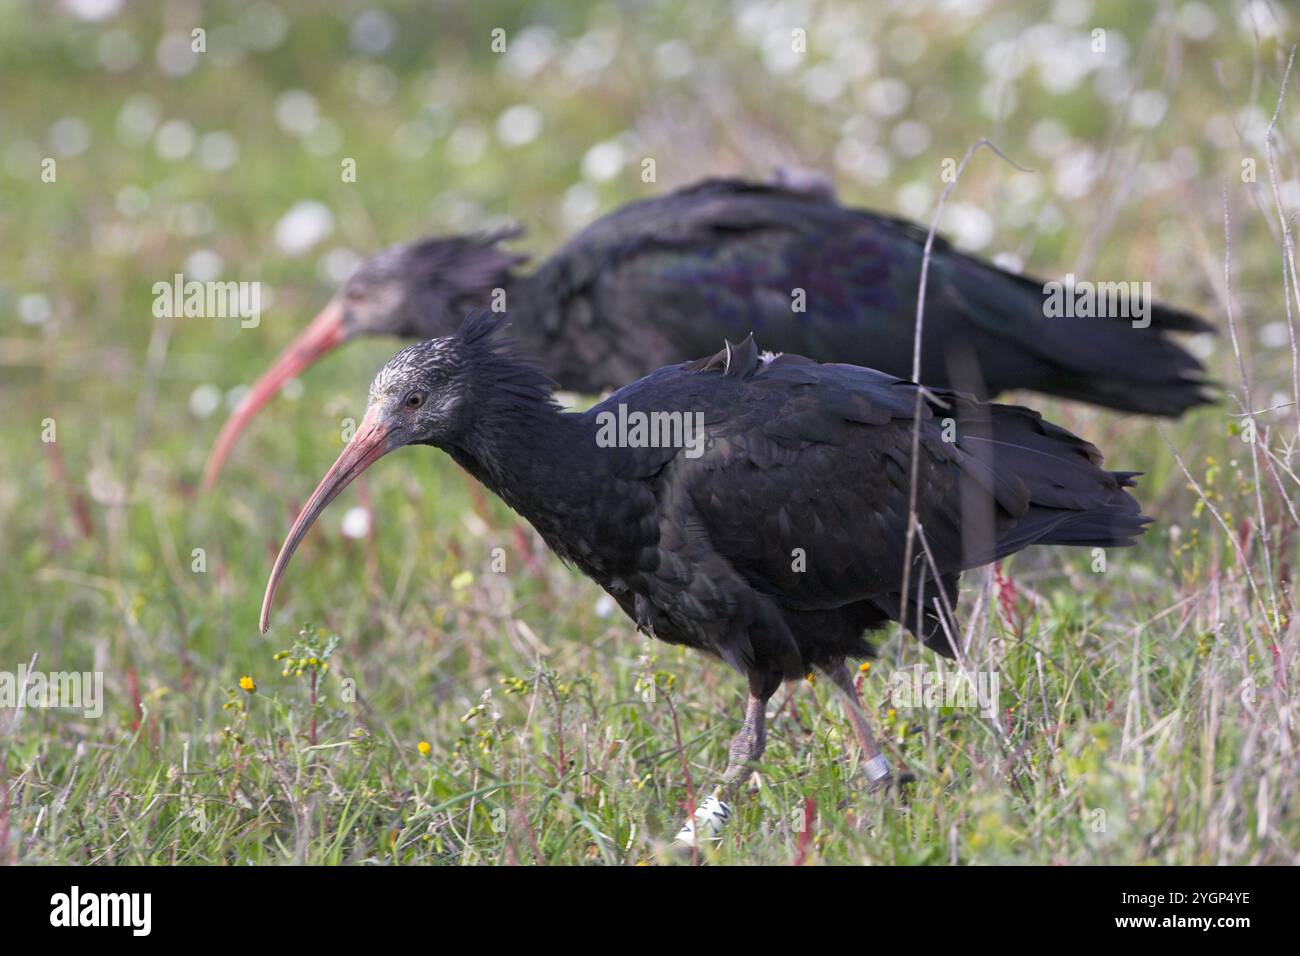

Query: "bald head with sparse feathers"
<box><xmin>364</xmin><ymin>312</ymin><xmax>558</xmax><ymax>450</ymax></box>
<box><xmin>338</xmin><ymin>229</ymin><xmax>528</xmax><ymax>341</ymax></box>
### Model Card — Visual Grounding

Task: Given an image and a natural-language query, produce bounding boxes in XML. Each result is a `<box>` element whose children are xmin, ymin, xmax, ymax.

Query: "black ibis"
<box><xmin>202</xmin><ymin>176</ymin><xmax>1212</xmax><ymax>489</ymax></box>
<box><xmin>259</xmin><ymin>313</ymin><xmax>1149</xmax><ymax>838</ymax></box>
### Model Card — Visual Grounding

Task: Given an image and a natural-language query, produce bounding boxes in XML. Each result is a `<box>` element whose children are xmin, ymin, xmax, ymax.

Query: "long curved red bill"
<box><xmin>201</xmin><ymin>298</ymin><xmax>346</xmax><ymax>492</ymax></box>
<box><xmin>259</xmin><ymin>407</ymin><xmax>393</xmax><ymax>632</ymax></box>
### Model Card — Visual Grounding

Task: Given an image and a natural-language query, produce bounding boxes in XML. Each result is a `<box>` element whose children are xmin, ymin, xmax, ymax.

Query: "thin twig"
<box><xmin>898</xmin><ymin>138</ymin><xmax>1031</xmax><ymax>641</ymax></box>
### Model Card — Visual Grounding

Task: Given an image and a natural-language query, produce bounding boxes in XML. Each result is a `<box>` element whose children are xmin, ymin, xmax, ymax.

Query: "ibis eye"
<box><xmin>404</xmin><ymin>391</ymin><xmax>426</xmax><ymax>409</ymax></box>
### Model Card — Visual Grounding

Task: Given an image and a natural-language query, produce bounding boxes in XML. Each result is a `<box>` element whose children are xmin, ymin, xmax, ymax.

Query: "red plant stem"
<box><xmin>515</xmin><ymin>801</ymin><xmax>545</xmax><ymax>866</ymax></box>
<box><xmin>512</xmin><ymin>525</ymin><xmax>544</xmax><ymax>578</ymax></box>
<box><xmin>0</xmin><ymin>755</ymin><xmax>11</xmax><ymax>865</ymax></box>
<box><xmin>663</xmin><ymin>691</ymin><xmax>700</xmax><ymax>865</ymax></box>
<box><xmin>792</xmin><ymin>797</ymin><xmax>816</xmax><ymax>866</ymax></box>
<box><xmin>45</xmin><ymin>441</ymin><xmax>93</xmax><ymax>539</ymax></box>
<box><xmin>127</xmin><ymin>667</ymin><xmax>142</xmax><ymax>733</ymax></box>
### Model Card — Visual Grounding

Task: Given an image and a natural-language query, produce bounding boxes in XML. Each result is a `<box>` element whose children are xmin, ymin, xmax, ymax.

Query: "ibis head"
<box><xmin>258</xmin><ymin>314</ymin><xmax>556</xmax><ymax>633</ymax></box>
<box><xmin>202</xmin><ymin>231</ymin><xmax>524</xmax><ymax>491</ymax></box>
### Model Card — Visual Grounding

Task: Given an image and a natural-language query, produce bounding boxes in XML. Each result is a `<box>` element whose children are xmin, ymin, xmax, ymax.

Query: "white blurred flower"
<box><xmin>1238</xmin><ymin>0</ymin><xmax>1286</xmax><ymax>39</ymax></box>
<box><xmin>341</xmin><ymin>507</ymin><xmax>371</xmax><ymax>539</ymax></box>
<box><xmin>1005</xmin><ymin>172</ymin><xmax>1043</xmax><ymax>207</ymax></box>
<box><xmin>1129</xmin><ymin>89</ymin><xmax>1168</xmax><ymax>129</ymax></box>
<box><xmin>66</xmin><ymin>0</ymin><xmax>121</xmax><ymax>21</ymax></box>
<box><xmin>835</xmin><ymin>140</ymin><xmax>891</xmax><ymax>186</ymax></box>
<box><xmin>275</xmin><ymin>90</ymin><xmax>320</xmax><ymax>136</ymax></box>
<box><xmin>275</xmin><ymin>201</ymin><xmax>334</xmax><ymax>255</ymax></box>
<box><xmin>351</xmin><ymin>9</ymin><xmax>396</xmax><ymax>55</ymax></box>
<box><xmin>1028</xmin><ymin>118</ymin><xmax>1070</xmax><ymax>157</ymax></box>
<box><xmin>564</xmin><ymin>29</ymin><xmax>618</xmax><ymax>80</ymax></box>
<box><xmin>185</xmin><ymin>249</ymin><xmax>223</xmax><ymax>281</ymax></box>
<box><xmin>1054</xmin><ymin>148</ymin><xmax>1099</xmax><ymax>199</ymax></box>
<box><xmin>981</xmin><ymin>39</ymin><xmax>1025</xmax><ymax>80</ymax></box>
<box><xmin>581</xmin><ymin>139</ymin><xmax>625</xmax><ymax>182</ymax></box>
<box><xmin>1186</xmin><ymin>334</ymin><xmax>1215</xmax><ymax>361</ymax></box>
<box><xmin>802</xmin><ymin>64</ymin><xmax>847</xmax><ymax>104</ymax></box>
<box><xmin>891</xmin><ymin>120</ymin><xmax>931</xmax><ymax>158</ymax></box>
<box><xmin>501</xmin><ymin>27</ymin><xmax>557</xmax><ymax>80</ymax></box>
<box><xmin>562</xmin><ymin>182</ymin><xmax>601</xmax><ymax>230</ymax></box>
<box><xmin>48</xmin><ymin>118</ymin><xmax>91</xmax><ymax>157</ymax></box>
<box><xmin>1036</xmin><ymin>204</ymin><xmax>1066</xmax><ymax>234</ymax></box>
<box><xmin>865</xmin><ymin>78</ymin><xmax>911</xmax><ymax>117</ymax></box>
<box><xmin>156</xmin><ymin>31</ymin><xmax>199</xmax><ymax>77</ymax></box>
<box><xmin>18</xmin><ymin>293</ymin><xmax>51</xmax><ymax>325</ymax></box>
<box><xmin>154</xmin><ymin>119</ymin><xmax>195</xmax><ymax>160</ymax></box>
<box><xmin>189</xmin><ymin>385</ymin><xmax>222</xmax><ymax>418</ymax></box>
<box><xmin>831</xmin><ymin>36</ymin><xmax>877</xmax><ymax>80</ymax></box>
<box><xmin>1260</xmin><ymin>322</ymin><xmax>1291</xmax><ymax>349</ymax></box>
<box><xmin>239</xmin><ymin>3</ymin><xmax>289</xmax><ymax>52</ymax></box>
<box><xmin>189</xmin><ymin>384</ymin><xmax>222</xmax><ymax>419</ymax></box>
<box><xmin>1051</xmin><ymin>0</ymin><xmax>1092</xmax><ymax>27</ymax></box>
<box><xmin>761</xmin><ymin>30</ymin><xmax>802</xmax><ymax>74</ymax></box>
<box><xmin>946</xmin><ymin>202</ymin><xmax>994</xmax><ymax>251</ymax></box>
<box><xmin>496</xmin><ymin>105</ymin><xmax>542</xmax><ymax>148</ymax></box>
<box><xmin>992</xmin><ymin>252</ymin><xmax>1024</xmax><ymax>273</ymax></box>
<box><xmin>197</xmin><ymin>131</ymin><xmax>239</xmax><ymax>171</ymax></box>
<box><xmin>896</xmin><ymin>182</ymin><xmax>933</xmax><ymax>220</ymax></box>
<box><xmin>117</xmin><ymin>94</ymin><xmax>160</xmax><ymax>144</ymax></box>
<box><xmin>447</xmin><ymin>123</ymin><xmax>487</xmax><ymax>165</ymax></box>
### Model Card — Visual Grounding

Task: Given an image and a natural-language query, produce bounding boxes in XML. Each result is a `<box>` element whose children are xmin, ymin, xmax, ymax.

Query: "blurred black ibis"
<box><xmin>259</xmin><ymin>313</ymin><xmax>1149</xmax><ymax>837</ymax></box>
<box><xmin>202</xmin><ymin>176</ymin><xmax>1211</xmax><ymax>489</ymax></box>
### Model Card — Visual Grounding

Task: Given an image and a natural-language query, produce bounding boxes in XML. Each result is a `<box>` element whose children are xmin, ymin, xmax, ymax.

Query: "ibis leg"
<box><xmin>821</xmin><ymin>662</ymin><xmax>892</xmax><ymax>791</ymax></box>
<box><xmin>673</xmin><ymin>690</ymin><xmax>771</xmax><ymax>849</ymax></box>
<box><xmin>721</xmin><ymin>692</ymin><xmax>767</xmax><ymax>790</ymax></box>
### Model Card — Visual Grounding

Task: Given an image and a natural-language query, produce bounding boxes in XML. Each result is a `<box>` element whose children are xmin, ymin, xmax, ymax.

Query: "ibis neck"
<box><xmin>443</xmin><ymin>379</ymin><xmax>599</xmax><ymax>534</ymax></box>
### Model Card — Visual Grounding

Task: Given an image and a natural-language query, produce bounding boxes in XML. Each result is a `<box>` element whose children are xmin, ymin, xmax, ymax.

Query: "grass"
<box><xmin>1</xmin><ymin>0</ymin><xmax>1297</xmax><ymax>864</ymax></box>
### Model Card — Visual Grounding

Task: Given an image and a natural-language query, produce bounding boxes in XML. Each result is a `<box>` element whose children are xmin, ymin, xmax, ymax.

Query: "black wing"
<box><xmin>608</xmin><ymin>339</ymin><xmax>1147</xmax><ymax>659</ymax></box>
<box><xmin>519</xmin><ymin>177</ymin><xmax>1212</xmax><ymax>415</ymax></box>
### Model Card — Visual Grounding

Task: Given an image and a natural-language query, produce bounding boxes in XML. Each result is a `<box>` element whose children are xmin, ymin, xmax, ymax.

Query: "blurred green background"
<box><xmin>0</xmin><ymin>0</ymin><xmax>1296</xmax><ymax>864</ymax></box>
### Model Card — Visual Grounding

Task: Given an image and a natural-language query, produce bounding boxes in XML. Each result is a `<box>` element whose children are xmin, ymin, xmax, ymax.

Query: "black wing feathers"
<box><xmin>604</xmin><ymin>344</ymin><xmax>1147</xmax><ymax>667</ymax></box>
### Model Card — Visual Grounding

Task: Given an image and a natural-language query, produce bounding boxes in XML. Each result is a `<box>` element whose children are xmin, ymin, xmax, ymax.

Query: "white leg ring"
<box><xmin>864</xmin><ymin>754</ymin><xmax>892</xmax><ymax>786</ymax></box>
<box><xmin>672</xmin><ymin>794</ymin><xmax>732</xmax><ymax>848</ymax></box>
